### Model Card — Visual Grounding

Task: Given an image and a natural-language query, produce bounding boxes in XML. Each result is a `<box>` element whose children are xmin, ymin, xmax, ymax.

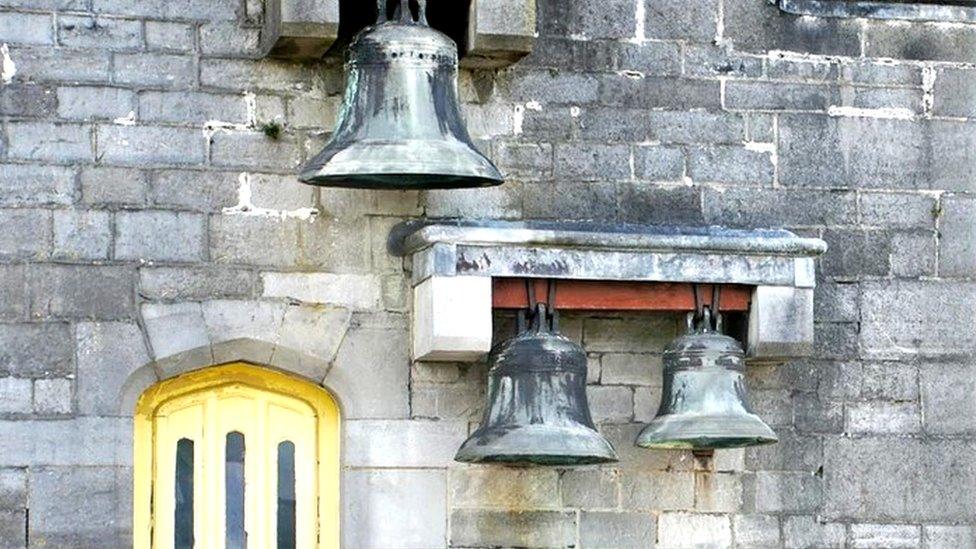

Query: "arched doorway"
<box><xmin>133</xmin><ymin>363</ymin><xmax>340</xmax><ymax>549</ymax></box>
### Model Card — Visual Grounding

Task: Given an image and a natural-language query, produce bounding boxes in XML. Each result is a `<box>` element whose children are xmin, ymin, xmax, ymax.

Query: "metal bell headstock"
<box><xmin>299</xmin><ymin>0</ymin><xmax>503</xmax><ymax>189</ymax></box>
<box><xmin>455</xmin><ymin>282</ymin><xmax>618</xmax><ymax>466</ymax></box>
<box><xmin>636</xmin><ymin>287</ymin><xmax>778</xmax><ymax>450</ymax></box>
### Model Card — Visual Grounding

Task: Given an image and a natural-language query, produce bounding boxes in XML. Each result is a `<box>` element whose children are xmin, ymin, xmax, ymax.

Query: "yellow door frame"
<box><xmin>133</xmin><ymin>363</ymin><xmax>341</xmax><ymax>549</ymax></box>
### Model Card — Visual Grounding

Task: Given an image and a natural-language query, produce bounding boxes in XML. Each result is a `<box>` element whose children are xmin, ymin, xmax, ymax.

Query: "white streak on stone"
<box><xmin>112</xmin><ymin>111</ymin><xmax>136</xmax><ymax>126</ymax></box>
<box><xmin>525</xmin><ymin>101</ymin><xmax>542</xmax><ymax>111</ymax></box>
<box><xmin>634</xmin><ymin>0</ymin><xmax>645</xmax><ymax>43</ymax></box>
<box><xmin>745</xmin><ymin>141</ymin><xmax>778</xmax><ymax>169</ymax></box>
<box><xmin>922</xmin><ymin>65</ymin><xmax>937</xmax><ymax>117</ymax></box>
<box><xmin>243</xmin><ymin>91</ymin><xmax>257</xmax><ymax>126</ymax></box>
<box><xmin>223</xmin><ymin>172</ymin><xmax>319</xmax><ymax>221</ymax></box>
<box><xmin>513</xmin><ymin>104</ymin><xmax>525</xmax><ymax>135</ymax></box>
<box><xmin>1</xmin><ymin>44</ymin><xmax>16</xmax><ymax>85</ymax></box>
<box><xmin>827</xmin><ymin>105</ymin><xmax>916</xmax><ymax>120</ymax></box>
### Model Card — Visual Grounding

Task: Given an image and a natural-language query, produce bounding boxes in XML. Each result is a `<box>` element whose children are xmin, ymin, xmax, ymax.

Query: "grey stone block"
<box><xmin>724</xmin><ymin>0</ymin><xmax>861</xmax><ymax>56</ymax></box>
<box><xmin>451</xmin><ymin>467</ymin><xmax>560</xmax><ymax>509</ymax></box>
<box><xmin>616</xmin><ymin>41</ymin><xmax>683</xmax><ymax>75</ymax></box>
<box><xmin>646</xmin><ymin>0</ymin><xmax>717</xmax><ymax>42</ymax></box>
<box><xmin>793</xmin><ymin>393</ymin><xmax>842</xmax><ymax>434</ymax></box>
<box><xmin>113</xmin><ymin>53</ymin><xmax>195</xmax><ymax>88</ymax></box>
<box><xmin>587</xmin><ymin>385</ymin><xmax>633</xmax><ymax>423</ymax></box>
<box><xmin>580</xmin><ymin>511</ymin><xmax>656</xmax><ymax>549</ymax></box>
<box><xmin>620</xmin><ymin>471</ymin><xmax>695</xmax><ymax>511</ymax></box>
<box><xmin>821</xmin><ymin>229</ymin><xmax>891</xmax><ymax>277</ymax></box>
<box><xmin>851</xmin><ymin>524</ymin><xmax>921</xmax><ymax>549</ymax></box>
<box><xmin>115</xmin><ymin>210</ymin><xmax>205</xmax><ymax>262</ymax></box>
<box><xmin>865</xmin><ymin>20</ymin><xmax>976</xmax><ymax>63</ymax></box>
<box><xmin>939</xmin><ymin>196</ymin><xmax>976</xmax><ymax>277</ymax></box>
<box><xmin>324</xmin><ymin>317</ymin><xmax>408</xmax><ymax>418</ymax></box>
<box><xmin>599</xmin><ymin>76</ymin><xmax>721</xmax><ymax>110</ymax></box>
<box><xmin>657</xmin><ymin>512</ymin><xmax>731</xmax><ymax>549</ymax></box>
<box><xmin>695</xmin><ymin>473</ymin><xmax>743</xmax><ymax>513</ymax></box>
<box><xmin>601</xmin><ymin>353</ymin><xmax>660</xmax><ymax>386</ymax></box>
<box><xmin>767</xmin><ymin>57</ymin><xmax>838</xmax><ymax>82</ymax></box>
<box><xmin>814</xmin><ymin>282</ymin><xmax>859</xmax><ymax>323</ymax></box>
<box><xmin>273</xmin><ymin>304</ymin><xmax>349</xmax><ymax>380</ymax></box>
<box><xmin>846</xmin><ymin>402</ymin><xmax>920</xmax><ymax>435</ymax></box>
<box><xmin>343</xmin><ymin>419</ymin><xmax>467</xmax><ymax>468</ymax></box>
<box><xmin>0</xmin><ymin>164</ymin><xmax>75</xmax><ymax>207</ymax></box>
<box><xmin>0</xmin><ymin>323</ymin><xmax>72</xmax><ymax>377</ymax></box>
<box><xmin>28</xmin><ymin>265</ymin><xmax>134</xmax><ymax>320</ymax></box>
<box><xmin>424</xmin><ymin>183</ymin><xmax>523</xmax><ymax>220</ymax></box>
<box><xmin>824</xmin><ymin>436</ymin><xmax>976</xmax><ymax>521</ymax></box>
<box><xmin>0</xmin><ymin>210</ymin><xmax>50</xmax><ymax>260</ymax></box>
<box><xmin>199</xmin><ymin>22</ymin><xmax>262</xmax><ymax>57</ymax></box>
<box><xmin>58</xmin><ymin>15</ymin><xmax>142</xmax><ymax>50</ymax></box>
<box><xmin>704</xmin><ymin>188</ymin><xmax>857</xmax><ymax>229</ymax></box>
<box><xmin>726</xmin><ymin>81</ymin><xmax>835</xmax><ymax>111</ymax></box>
<box><xmin>0</xmin><ymin>509</ymin><xmax>25</xmax><ymax>549</ymax></box>
<box><xmin>139</xmin><ymin>267</ymin><xmax>256</xmax><ymax>301</ymax></box>
<box><xmin>1</xmin><ymin>46</ymin><xmax>110</xmax><ymax>83</ymax></box>
<box><xmin>75</xmin><ymin>322</ymin><xmax>151</xmax><ymax>417</ymax></box>
<box><xmin>343</xmin><ymin>469</ymin><xmax>446</xmax><ymax>549</ymax></box>
<box><xmin>861</xmin><ymin>361</ymin><xmax>918</xmax><ymax>401</ymax></box>
<box><xmin>209</xmin><ymin>215</ymin><xmax>302</xmax><ymax>267</ymax></box>
<box><xmin>139</xmin><ymin>91</ymin><xmax>248</xmax><ymax>124</ymax></box>
<box><xmin>0</xmin><ymin>12</ymin><xmax>53</xmax><ymax>44</ymax></box>
<box><xmin>140</xmin><ymin>302</ymin><xmax>211</xmax><ymax>368</ymax></box>
<box><xmin>32</xmin><ymin>378</ymin><xmax>71</xmax><ymax>415</ymax></box>
<box><xmin>201</xmin><ymin>300</ymin><xmax>285</xmax><ymax>363</ymax></box>
<box><xmin>450</xmin><ymin>509</ymin><xmax>576</xmax><ymax>548</ymax></box>
<box><xmin>633</xmin><ymin>145</ymin><xmax>685</xmax><ymax>181</ymax></box>
<box><xmin>861</xmin><ymin>281</ymin><xmax>976</xmax><ymax>358</ymax></box>
<box><xmin>523</xmin><ymin>181</ymin><xmax>616</xmax><ymax>221</ymax></box>
<box><xmin>933</xmin><ymin>67</ymin><xmax>976</xmax><ymax>118</ymax></box>
<box><xmin>145</xmin><ymin>21</ymin><xmax>194</xmax><ymax>52</ymax></box>
<box><xmin>210</xmin><ymin>131</ymin><xmax>303</xmax><ymax>171</ymax></box>
<box><xmin>783</xmin><ymin>515</ymin><xmax>845</xmax><ymax>549</ymax></box>
<box><xmin>560</xmin><ymin>468</ymin><xmax>619</xmax><ymax>509</ymax></box>
<box><xmin>553</xmin><ymin>143</ymin><xmax>630</xmax><ymax>181</ymax></box>
<box><xmin>684</xmin><ymin>45</ymin><xmax>763</xmax><ymax>78</ymax></box>
<box><xmin>28</xmin><ymin>467</ymin><xmax>131</xmax><ymax>548</ymax></box>
<box><xmin>689</xmin><ymin>145</ymin><xmax>774</xmax><ymax>185</ymax></box>
<box><xmin>841</xmin><ymin>61</ymin><xmax>922</xmax><ymax>87</ymax></box>
<box><xmin>0</xmin><ymin>418</ymin><xmax>130</xmax><ymax>466</ymax></box>
<box><xmin>199</xmin><ymin>59</ymin><xmax>322</xmax><ymax>93</ymax></box>
<box><xmin>891</xmin><ymin>230</ymin><xmax>936</xmax><ymax>278</ymax></box>
<box><xmin>494</xmin><ymin>141</ymin><xmax>553</xmax><ymax>180</ymax></box>
<box><xmin>150</xmin><ymin>169</ymin><xmax>238</xmax><ymax>212</ymax></box>
<box><xmin>924</xmin><ymin>525</ymin><xmax>976</xmax><ymax>549</ymax></box>
<box><xmin>0</xmin><ymin>378</ymin><xmax>31</xmax><ymax>414</ymax></box>
<box><xmin>0</xmin><ymin>83</ymin><xmax>56</xmax><ymax>117</ymax></box>
<box><xmin>0</xmin><ymin>468</ymin><xmax>26</xmax><ymax>510</ymax></box>
<box><xmin>750</xmin><ymin>471</ymin><xmax>822</xmax><ymax>513</ymax></box>
<box><xmin>96</xmin><ymin>125</ymin><xmax>204</xmax><ymax>166</ymax></box>
<box><xmin>920</xmin><ymin>360</ymin><xmax>976</xmax><ymax>436</ymax></box>
<box><xmin>6</xmin><ymin>122</ymin><xmax>92</xmax><ymax>162</ymax></box>
<box><xmin>618</xmin><ymin>183</ymin><xmax>704</xmax><ymax>225</ymax></box>
<box><xmin>80</xmin><ymin>167</ymin><xmax>147</xmax><ymax>207</ymax></box>
<box><xmin>53</xmin><ymin>210</ymin><xmax>112</xmax><ymax>261</ymax></box>
<box><xmin>733</xmin><ymin>514</ymin><xmax>780</xmax><ymax>548</ymax></box>
<box><xmin>859</xmin><ymin>192</ymin><xmax>936</xmax><ymax>229</ymax></box>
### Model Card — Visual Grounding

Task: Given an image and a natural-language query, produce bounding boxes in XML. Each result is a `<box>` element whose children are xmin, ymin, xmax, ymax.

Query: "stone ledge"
<box><xmin>777</xmin><ymin>0</ymin><xmax>976</xmax><ymax>23</ymax></box>
<box><xmin>391</xmin><ymin>220</ymin><xmax>827</xmax><ymax>363</ymax></box>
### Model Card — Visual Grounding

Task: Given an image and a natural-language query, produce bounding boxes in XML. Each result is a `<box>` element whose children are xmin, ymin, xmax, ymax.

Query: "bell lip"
<box><xmin>298</xmin><ymin>172</ymin><xmax>504</xmax><ymax>190</ymax></box>
<box><xmin>454</xmin><ymin>425</ymin><xmax>619</xmax><ymax>466</ymax></box>
<box><xmin>635</xmin><ymin>414</ymin><xmax>779</xmax><ymax>450</ymax></box>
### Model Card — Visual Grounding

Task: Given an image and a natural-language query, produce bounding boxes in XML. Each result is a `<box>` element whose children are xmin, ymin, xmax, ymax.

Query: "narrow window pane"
<box><xmin>225</xmin><ymin>432</ymin><xmax>246</xmax><ymax>549</ymax></box>
<box><xmin>174</xmin><ymin>439</ymin><xmax>194</xmax><ymax>549</ymax></box>
<box><xmin>277</xmin><ymin>441</ymin><xmax>296</xmax><ymax>549</ymax></box>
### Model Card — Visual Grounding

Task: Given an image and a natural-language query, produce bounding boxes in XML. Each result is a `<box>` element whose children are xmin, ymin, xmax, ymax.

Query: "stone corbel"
<box><xmin>261</xmin><ymin>0</ymin><xmax>536</xmax><ymax>67</ymax></box>
<box><xmin>390</xmin><ymin>220</ymin><xmax>828</xmax><ymax>363</ymax></box>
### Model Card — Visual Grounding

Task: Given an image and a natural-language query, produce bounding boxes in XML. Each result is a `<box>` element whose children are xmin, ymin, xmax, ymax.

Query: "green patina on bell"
<box><xmin>300</xmin><ymin>0</ymin><xmax>503</xmax><ymax>190</ymax></box>
<box><xmin>456</xmin><ymin>303</ymin><xmax>618</xmax><ymax>466</ymax></box>
<box><xmin>636</xmin><ymin>308</ymin><xmax>778</xmax><ymax>451</ymax></box>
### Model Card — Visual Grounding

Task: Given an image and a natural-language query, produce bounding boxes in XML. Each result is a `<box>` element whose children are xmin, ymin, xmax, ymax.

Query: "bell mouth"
<box><xmin>298</xmin><ymin>172</ymin><xmax>502</xmax><ymax>190</ymax></box>
<box><xmin>636</xmin><ymin>413</ymin><xmax>779</xmax><ymax>450</ymax></box>
<box><xmin>455</xmin><ymin>424</ymin><xmax>619</xmax><ymax>466</ymax></box>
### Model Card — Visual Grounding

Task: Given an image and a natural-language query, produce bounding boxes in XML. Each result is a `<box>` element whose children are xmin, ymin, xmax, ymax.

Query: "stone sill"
<box><xmin>262</xmin><ymin>0</ymin><xmax>536</xmax><ymax>68</ymax></box>
<box><xmin>391</xmin><ymin>220</ymin><xmax>827</xmax><ymax>364</ymax></box>
<box><xmin>777</xmin><ymin>0</ymin><xmax>976</xmax><ymax>23</ymax></box>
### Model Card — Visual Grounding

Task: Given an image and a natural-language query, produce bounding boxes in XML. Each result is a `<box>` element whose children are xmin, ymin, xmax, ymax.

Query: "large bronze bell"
<box><xmin>299</xmin><ymin>0</ymin><xmax>503</xmax><ymax>189</ymax></box>
<box><xmin>456</xmin><ymin>301</ymin><xmax>618</xmax><ymax>466</ymax></box>
<box><xmin>636</xmin><ymin>303</ymin><xmax>778</xmax><ymax>451</ymax></box>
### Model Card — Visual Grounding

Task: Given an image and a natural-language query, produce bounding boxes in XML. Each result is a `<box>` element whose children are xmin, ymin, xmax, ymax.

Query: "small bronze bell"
<box><xmin>636</xmin><ymin>294</ymin><xmax>777</xmax><ymax>450</ymax></box>
<box><xmin>456</xmin><ymin>295</ymin><xmax>618</xmax><ymax>466</ymax></box>
<box><xmin>299</xmin><ymin>0</ymin><xmax>503</xmax><ymax>189</ymax></box>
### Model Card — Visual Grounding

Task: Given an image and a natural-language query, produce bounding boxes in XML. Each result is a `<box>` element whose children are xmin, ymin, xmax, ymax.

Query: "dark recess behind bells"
<box><xmin>334</xmin><ymin>0</ymin><xmax>472</xmax><ymax>57</ymax></box>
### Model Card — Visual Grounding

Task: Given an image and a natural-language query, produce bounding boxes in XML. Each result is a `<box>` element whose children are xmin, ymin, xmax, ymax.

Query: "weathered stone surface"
<box><xmin>0</xmin><ymin>378</ymin><xmax>31</xmax><ymax>415</ymax></box>
<box><xmin>939</xmin><ymin>196</ymin><xmax>976</xmax><ymax>278</ymax></box>
<box><xmin>344</xmin><ymin>420</ymin><xmax>467</xmax><ymax>468</ymax></box>
<box><xmin>343</xmin><ymin>469</ymin><xmax>446</xmax><ymax>549</ymax></box>
<box><xmin>560</xmin><ymin>468</ymin><xmax>619</xmax><ymax>509</ymax></box>
<box><xmin>620</xmin><ymin>471</ymin><xmax>695</xmax><ymax>511</ymax></box>
<box><xmin>657</xmin><ymin>512</ymin><xmax>732</xmax><ymax>549</ymax></box>
<box><xmin>32</xmin><ymin>378</ymin><xmax>72</xmax><ymax>415</ymax></box>
<box><xmin>451</xmin><ymin>467</ymin><xmax>560</xmax><ymax>510</ymax></box>
<box><xmin>924</xmin><ymin>525</ymin><xmax>976</xmax><ymax>549</ymax></box>
<box><xmin>824</xmin><ymin>436</ymin><xmax>976</xmax><ymax>521</ymax></box>
<box><xmin>0</xmin><ymin>418</ymin><xmax>130</xmax><ymax>466</ymax></box>
<box><xmin>28</xmin><ymin>467</ymin><xmax>131</xmax><ymax>548</ymax></box>
<box><xmin>75</xmin><ymin>322</ymin><xmax>150</xmax><ymax>416</ymax></box>
<box><xmin>783</xmin><ymin>515</ymin><xmax>845</xmax><ymax>549</ymax></box>
<box><xmin>28</xmin><ymin>265</ymin><xmax>134</xmax><ymax>320</ymax></box>
<box><xmin>0</xmin><ymin>323</ymin><xmax>73</xmax><ymax>377</ymax></box>
<box><xmin>850</xmin><ymin>523</ymin><xmax>921</xmax><ymax>549</ymax></box>
<box><xmin>920</xmin><ymin>360</ymin><xmax>976</xmax><ymax>436</ymax></box>
<box><xmin>324</xmin><ymin>316</ymin><xmax>409</xmax><ymax>418</ymax></box>
<box><xmin>734</xmin><ymin>514</ymin><xmax>780</xmax><ymax>548</ymax></box>
<box><xmin>52</xmin><ymin>210</ymin><xmax>112</xmax><ymax>261</ymax></box>
<box><xmin>450</xmin><ymin>509</ymin><xmax>576</xmax><ymax>548</ymax></box>
<box><xmin>580</xmin><ymin>511</ymin><xmax>656</xmax><ymax>549</ymax></box>
<box><xmin>115</xmin><ymin>210</ymin><xmax>206</xmax><ymax>262</ymax></box>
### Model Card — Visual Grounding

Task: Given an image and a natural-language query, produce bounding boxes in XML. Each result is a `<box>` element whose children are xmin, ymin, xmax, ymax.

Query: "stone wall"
<box><xmin>0</xmin><ymin>0</ymin><xmax>975</xmax><ymax>547</ymax></box>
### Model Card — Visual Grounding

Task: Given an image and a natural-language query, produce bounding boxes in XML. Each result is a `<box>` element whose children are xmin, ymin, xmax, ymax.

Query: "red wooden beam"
<box><xmin>492</xmin><ymin>279</ymin><xmax>752</xmax><ymax>312</ymax></box>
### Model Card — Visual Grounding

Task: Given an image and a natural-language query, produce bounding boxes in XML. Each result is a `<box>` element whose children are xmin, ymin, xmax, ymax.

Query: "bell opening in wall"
<box><xmin>301</xmin><ymin>0</ymin><xmax>501</xmax><ymax>190</ymax></box>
